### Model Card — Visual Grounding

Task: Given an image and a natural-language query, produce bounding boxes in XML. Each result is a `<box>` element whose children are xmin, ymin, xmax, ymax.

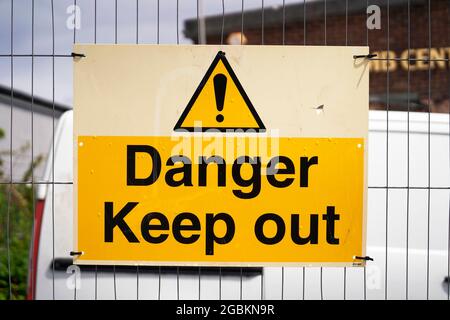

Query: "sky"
<box><xmin>0</xmin><ymin>0</ymin><xmax>311</xmax><ymax>107</ymax></box>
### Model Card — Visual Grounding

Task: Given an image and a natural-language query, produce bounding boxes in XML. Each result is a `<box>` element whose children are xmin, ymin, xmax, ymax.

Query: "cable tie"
<box><xmin>353</xmin><ymin>53</ymin><xmax>377</xmax><ymax>59</ymax></box>
<box><xmin>354</xmin><ymin>256</ymin><xmax>374</xmax><ymax>261</ymax></box>
<box><xmin>71</xmin><ymin>52</ymin><xmax>86</xmax><ymax>58</ymax></box>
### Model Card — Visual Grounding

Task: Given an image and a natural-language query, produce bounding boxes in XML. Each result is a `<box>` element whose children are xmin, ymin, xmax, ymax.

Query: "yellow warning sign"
<box><xmin>73</xmin><ymin>45</ymin><xmax>369</xmax><ymax>267</ymax></box>
<box><xmin>174</xmin><ymin>51</ymin><xmax>265</xmax><ymax>132</ymax></box>
<box><xmin>77</xmin><ymin>136</ymin><xmax>364</xmax><ymax>265</ymax></box>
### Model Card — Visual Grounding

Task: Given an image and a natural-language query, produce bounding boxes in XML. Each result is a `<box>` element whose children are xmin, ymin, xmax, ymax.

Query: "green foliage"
<box><xmin>0</xmin><ymin>128</ymin><xmax>4</xmax><ymax>179</ymax></box>
<box><xmin>0</xmin><ymin>184</ymin><xmax>33</xmax><ymax>300</ymax></box>
<box><xmin>0</xmin><ymin>128</ymin><xmax>36</xmax><ymax>300</ymax></box>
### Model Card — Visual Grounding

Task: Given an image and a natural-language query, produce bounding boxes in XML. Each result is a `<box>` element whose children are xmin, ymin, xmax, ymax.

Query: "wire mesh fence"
<box><xmin>0</xmin><ymin>0</ymin><xmax>449</xmax><ymax>300</ymax></box>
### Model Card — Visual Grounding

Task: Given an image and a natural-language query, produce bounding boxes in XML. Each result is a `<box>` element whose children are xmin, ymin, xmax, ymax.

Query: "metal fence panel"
<box><xmin>0</xmin><ymin>0</ymin><xmax>449</xmax><ymax>300</ymax></box>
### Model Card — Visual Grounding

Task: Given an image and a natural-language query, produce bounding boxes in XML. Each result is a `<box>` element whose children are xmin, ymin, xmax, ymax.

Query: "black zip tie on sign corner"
<box><xmin>354</xmin><ymin>256</ymin><xmax>374</xmax><ymax>261</ymax></box>
<box><xmin>71</xmin><ymin>52</ymin><xmax>86</xmax><ymax>58</ymax></box>
<box><xmin>70</xmin><ymin>251</ymin><xmax>83</xmax><ymax>256</ymax></box>
<box><xmin>353</xmin><ymin>53</ymin><xmax>377</xmax><ymax>60</ymax></box>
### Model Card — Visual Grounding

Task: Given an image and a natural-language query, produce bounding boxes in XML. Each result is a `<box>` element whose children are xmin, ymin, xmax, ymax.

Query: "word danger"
<box><xmin>126</xmin><ymin>145</ymin><xmax>319</xmax><ymax>199</ymax></box>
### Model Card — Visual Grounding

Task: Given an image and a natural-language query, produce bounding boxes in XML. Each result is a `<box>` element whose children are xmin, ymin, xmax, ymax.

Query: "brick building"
<box><xmin>184</xmin><ymin>0</ymin><xmax>450</xmax><ymax>113</ymax></box>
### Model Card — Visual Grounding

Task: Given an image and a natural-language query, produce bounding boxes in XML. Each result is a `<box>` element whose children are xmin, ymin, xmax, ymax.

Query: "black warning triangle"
<box><xmin>174</xmin><ymin>51</ymin><xmax>266</xmax><ymax>132</ymax></box>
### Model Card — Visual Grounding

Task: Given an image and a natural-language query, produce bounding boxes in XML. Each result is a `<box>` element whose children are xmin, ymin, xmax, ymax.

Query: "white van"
<box><xmin>28</xmin><ymin>110</ymin><xmax>450</xmax><ymax>300</ymax></box>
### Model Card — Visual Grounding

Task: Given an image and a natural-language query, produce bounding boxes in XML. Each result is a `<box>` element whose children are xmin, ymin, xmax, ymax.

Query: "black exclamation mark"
<box><xmin>213</xmin><ymin>73</ymin><xmax>227</xmax><ymax>123</ymax></box>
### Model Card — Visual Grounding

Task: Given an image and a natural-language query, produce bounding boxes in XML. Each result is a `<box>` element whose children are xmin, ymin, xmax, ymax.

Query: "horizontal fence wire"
<box><xmin>2</xmin><ymin>182</ymin><xmax>450</xmax><ymax>189</ymax></box>
<box><xmin>1</xmin><ymin>54</ymin><xmax>449</xmax><ymax>63</ymax></box>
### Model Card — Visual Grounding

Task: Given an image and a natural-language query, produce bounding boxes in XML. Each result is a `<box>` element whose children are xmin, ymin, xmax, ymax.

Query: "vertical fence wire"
<box><xmin>176</xmin><ymin>0</ymin><xmax>179</xmax><ymax>45</ymax></box>
<box><xmin>219</xmin><ymin>267</ymin><xmax>222</xmax><ymax>300</ymax></box>
<box><xmin>158</xmin><ymin>266</ymin><xmax>161</xmax><ymax>300</ymax></box>
<box><xmin>261</xmin><ymin>0</ymin><xmax>264</xmax><ymax>45</ymax></box>
<box><xmin>95</xmin><ymin>265</ymin><xmax>98</xmax><ymax>300</ymax></box>
<box><xmin>73</xmin><ymin>0</ymin><xmax>77</xmax><ymax>43</ymax></box>
<box><xmin>94</xmin><ymin>0</ymin><xmax>98</xmax><ymax>301</ymax></box>
<box><xmin>136</xmin><ymin>0</ymin><xmax>139</xmax><ymax>44</ymax></box>
<box><xmin>176</xmin><ymin>4</ymin><xmax>180</xmax><ymax>297</ymax></box>
<box><xmin>385</xmin><ymin>0</ymin><xmax>390</xmax><ymax>301</ymax></box>
<box><xmin>302</xmin><ymin>0</ymin><xmax>306</xmax><ymax>301</ymax></box>
<box><xmin>30</xmin><ymin>0</ymin><xmax>35</xmax><ymax>301</ymax></box>
<box><xmin>177</xmin><ymin>266</ymin><xmax>180</xmax><ymax>300</ymax></box>
<box><xmin>282</xmin><ymin>0</ymin><xmax>285</xmax><ymax>45</ymax></box>
<box><xmin>196</xmin><ymin>0</ymin><xmax>200</xmax><ymax>300</ymax></box>
<box><xmin>320</xmin><ymin>0</ymin><xmax>327</xmax><ymax>300</ymax></box>
<box><xmin>241</xmin><ymin>0</ymin><xmax>244</xmax><ymax>45</ymax></box>
<box><xmin>136</xmin><ymin>265</ymin><xmax>139</xmax><ymax>300</ymax></box>
<box><xmin>303</xmin><ymin>0</ymin><xmax>306</xmax><ymax>45</ymax></box>
<box><xmin>364</xmin><ymin>0</ymin><xmax>368</xmax><ymax>300</ymax></box>
<box><xmin>406</xmin><ymin>0</ymin><xmax>411</xmax><ymax>300</ymax></box>
<box><xmin>73</xmin><ymin>0</ymin><xmax>77</xmax><ymax>301</ymax></box>
<box><xmin>220</xmin><ymin>0</ymin><xmax>225</xmax><ymax>299</ymax></box>
<box><xmin>343</xmin><ymin>266</ymin><xmax>346</xmax><ymax>300</ymax></box>
<box><xmin>136</xmin><ymin>0</ymin><xmax>139</xmax><ymax>301</ymax></box>
<box><xmin>261</xmin><ymin>0</ymin><xmax>264</xmax><ymax>301</ymax></box>
<box><xmin>448</xmin><ymin>0</ymin><xmax>450</xmax><ymax>300</ymax></box>
<box><xmin>302</xmin><ymin>267</ymin><xmax>305</xmax><ymax>300</ymax></box>
<box><xmin>113</xmin><ymin>265</ymin><xmax>117</xmax><ymax>299</ymax></box>
<box><xmin>261</xmin><ymin>268</ymin><xmax>264</xmax><ymax>300</ymax></box>
<box><xmin>343</xmin><ymin>0</ymin><xmax>348</xmax><ymax>301</ymax></box>
<box><xmin>113</xmin><ymin>0</ymin><xmax>118</xmax><ymax>299</ymax></box>
<box><xmin>157</xmin><ymin>0</ymin><xmax>161</xmax><ymax>299</ymax></box>
<box><xmin>51</xmin><ymin>0</ymin><xmax>56</xmax><ymax>301</ymax></box>
<box><xmin>324</xmin><ymin>0</ymin><xmax>326</xmax><ymax>45</ymax></box>
<box><xmin>196</xmin><ymin>0</ymin><xmax>199</xmax><ymax>43</ymax></box>
<box><xmin>6</xmin><ymin>165</ymin><xmax>11</xmax><ymax>296</ymax></box>
<box><xmin>320</xmin><ymin>267</ymin><xmax>323</xmax><ymax>300</ymax></box>
<box><xmin>157</xmin><ymin>0</ymin><xmax>160</xmax><ymax>44</ymax></box>
<box><xmin>6</xmin><ymin>0</ymin><xmax>13</xmax><ymax>300</ymax></box>
<box><xmin>363</xmin><ymin>266</ymin><xmax>366</xmax><ymax>300</ymax></box>
<box><xmin>426</xmin><ymin>0</ymin><xmax>432</xmax><ymax>300</ymax></box>
<box><xmin>345</xmin><ymin>0</ymin><xmax>348</xmax><ymax>46</ymax></box>
<box><xmin>240</xmin><ymin>267</ymin><xmax>243</xmax><ymax>300</ymax></box>
<box><xmin>280</xmin><ymin>0</ymin><xmax>286</xmax><ymax>301</ymax></box>
<box><xmin>221</xmin><ymin>0</ymin><xmax>225</xmax><ymax>46</ymax></box>
<box><xmin>115</xmin><ymin>0</ymin><xmax>118</xmax><ymax>44</ymax></box>
<box><xmin>94</xmin><ymin>0</ymin><xmax>97</xmax><ymax>43</ymax></box>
